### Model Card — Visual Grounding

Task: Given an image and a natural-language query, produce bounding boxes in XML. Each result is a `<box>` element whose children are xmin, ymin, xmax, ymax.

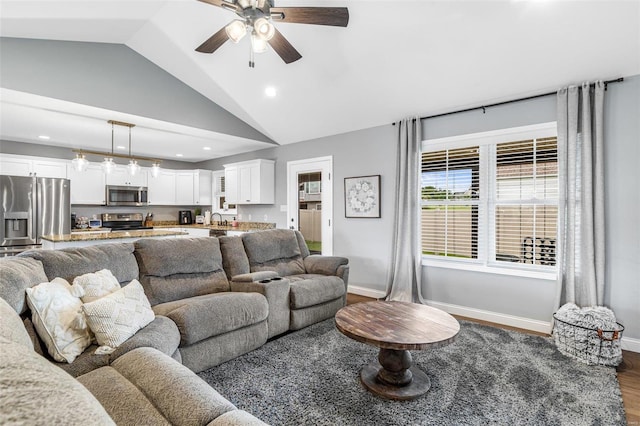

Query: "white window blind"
<box><xmin>421</xmin><ymin>147</ymin><xmax>480</xmax><ymax>259</ymax></box>
<box><xmin>421</xmin><ymin>124</ymin><xmax>558</xmax><ymax>272</ymax></box>
<box><xmin>493</xmin><ymin>137</ymin><xmax>558</xmax><ymax>266</ymax></box>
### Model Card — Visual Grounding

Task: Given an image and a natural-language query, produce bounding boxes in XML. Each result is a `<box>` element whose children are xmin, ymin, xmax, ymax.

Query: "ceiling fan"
<box><xmin>195</xmin><ymin>0</ymin><xmax>349</xmax><ymax>66</ymax></box>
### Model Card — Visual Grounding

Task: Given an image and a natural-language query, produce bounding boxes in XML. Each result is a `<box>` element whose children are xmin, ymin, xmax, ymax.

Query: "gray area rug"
<box><xmin>198</xmin><ymin>318</ymin><xmax>626</xmax><ymax>425</ymax></box>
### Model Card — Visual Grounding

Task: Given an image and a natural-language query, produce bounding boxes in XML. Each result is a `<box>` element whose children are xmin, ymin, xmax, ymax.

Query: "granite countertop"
<box><xmin>42</xmin><ymin>229</ymin><xmax>188</xmax><ymax>242</ymax></box>
<box><xmin>152</xmin><ymin>221</ymin><xmax>276</xmax><ymax>232</ymax></box>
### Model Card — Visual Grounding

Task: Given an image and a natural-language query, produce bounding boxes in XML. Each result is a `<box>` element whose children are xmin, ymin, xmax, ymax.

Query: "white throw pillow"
<box><xmin>71</xmin><ymin>269</ymin><xmax>121</xmax><ymax>303</ymax></box>
<box><xmin>25</xmin><ymin>277</ymin><xmax>92</xmax><ymax>363</ymax></box>
<box><xmin>82</xmin><ymin>279</ymin><xmax>155</xmax><ymax>352</ymax></box>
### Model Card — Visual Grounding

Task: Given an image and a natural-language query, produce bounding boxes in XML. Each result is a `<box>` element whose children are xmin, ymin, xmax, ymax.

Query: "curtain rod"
<box><xmin>392</xmin><ymin>77</ymin><xmax>624</xmax><ymax>126</ymax></box>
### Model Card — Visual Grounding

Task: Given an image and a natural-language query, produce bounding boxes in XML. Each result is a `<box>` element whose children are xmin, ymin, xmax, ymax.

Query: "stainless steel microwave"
<box><xmin>105</xmin><ymin>185</ymin><xmax>148</xmax><ymax>206</ymax></box>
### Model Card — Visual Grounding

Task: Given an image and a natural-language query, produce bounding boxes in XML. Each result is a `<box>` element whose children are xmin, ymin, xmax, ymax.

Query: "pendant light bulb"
<box><xmin>127</xmin><ymin>159</ymin><xmax>140</xmax><ymax>176</ymax></box>
<box><xmin>151</xmin><ymin>162</ymin><xmax>161</xmax><ymax>178</ymax></box>
<box><xmin>102</xmin><ymin>157</ymin><xmax>116</xmax><ymax>174</ymax></box>
<box><xmin>72</xmin><ymin>153</ymin><xmax>88</xmax><ymax>172</ymax></box>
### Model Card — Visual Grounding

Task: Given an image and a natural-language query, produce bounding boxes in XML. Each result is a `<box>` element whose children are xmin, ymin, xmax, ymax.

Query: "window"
<box><xmin>421</xmin><ymin>123</ymin><xmax>558</xmax><ymax>273</ymax></box>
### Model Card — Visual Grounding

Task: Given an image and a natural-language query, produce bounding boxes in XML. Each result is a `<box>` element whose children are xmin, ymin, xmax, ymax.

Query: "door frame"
<box><xmin>287</xmin><ymin>156</ymin><xmax>333</xmax><ymax>255</ymax></box>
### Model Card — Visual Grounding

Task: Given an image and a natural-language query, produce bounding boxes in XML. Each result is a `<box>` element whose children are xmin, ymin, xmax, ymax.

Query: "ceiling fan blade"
<box><xmin>268</xmin><ymin>28</ymin><xmax>302</xmax><ymax>64</ymax></box>
<box><xmin>195</xmin><ymin>27</ymin><xmax>230</xmax><ymax>53</ymax></box>
<box><xmin>197</xmin><ymin>0</ymin><xmax>241</xmax><ymax>13</ymax></box>
<box><xmin>270</xmin><ymin>7</ymin><xmax>349</xmax><ymax>27</ymax></box>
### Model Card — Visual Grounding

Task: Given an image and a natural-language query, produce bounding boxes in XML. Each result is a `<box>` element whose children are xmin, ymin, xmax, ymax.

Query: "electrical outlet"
<box><xmin>238</xmin><ymin>214</ymin><xmax>243</xmax><ymax>220</ymax></box>
<box><xmin>248</xmin><ymin>214</ymin><xmax>252</xmax><ymax>220</ymax></box>
<box><xmin>280</xmin><ymin>205</ymin><xmax>287</xmax><ymax>212</ymax></box>
<box><xmin>263</xmin><ymin>215</ymin><xmax>268</xmax><ymax>222</ymax></box>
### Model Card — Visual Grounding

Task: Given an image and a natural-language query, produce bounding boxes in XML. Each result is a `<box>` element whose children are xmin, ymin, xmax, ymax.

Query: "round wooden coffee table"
<box><xmin>335</xmin><ymin>301</ymin><xmax>460</xmax><ymax>400</ymax></box>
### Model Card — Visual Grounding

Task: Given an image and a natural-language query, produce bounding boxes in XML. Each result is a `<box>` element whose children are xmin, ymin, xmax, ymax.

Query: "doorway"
<box><xmin>287</xmin><ymin>156</ymin><xmax>333</xmax><ymax>255</ymax></box>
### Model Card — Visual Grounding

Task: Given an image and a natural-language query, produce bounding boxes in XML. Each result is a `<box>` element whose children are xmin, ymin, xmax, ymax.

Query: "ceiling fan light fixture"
<box><xmin>71</xmin><ymin>153</ymin><xmax>88</xmax><ymax>172</ymax></box>
<box><xmin>225</xmin><ymin>20</ymin><xmax>247</xmax><ymax>43</ymax></box>
<box><xmin>251</xmin><ymin>33</ymin><xmax>268</xmax><ymax>53</ymax></box>
<box><xmin>253</xmin><ymin>17</ymin><xmax>275</xmax><ymax>41</ymax></box>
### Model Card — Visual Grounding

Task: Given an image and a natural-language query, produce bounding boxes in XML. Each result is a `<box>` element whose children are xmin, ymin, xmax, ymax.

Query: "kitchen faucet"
<box><xmin>211</xmin><ymin>212</ymin><xmax>224</xmax><ymax>226</ymax></box>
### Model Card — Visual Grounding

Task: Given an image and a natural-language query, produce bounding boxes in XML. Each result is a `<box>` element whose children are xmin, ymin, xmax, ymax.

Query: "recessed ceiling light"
<box><xmin>265</xmin><ymin>86</ymin><xmax>277</xmax><ymax>97</ymax></box>
<box><xmin>116</xmin><ymin>145</ymin><xmax>126</xmax><ymax>150</ymax></box>
<box><xmin>38</xmin><ymin>135</ymin><xmax>50</xmax><ymax>140</ymax></box>
<box><xmin>203</xmin><ymin>147</ymin><xmax>211</xmax><ymax>151</ymax></box>
<box><xmin>176</xmin><ymin>154</ymin><xmax>183</xmax><ymax>157</ymax></box>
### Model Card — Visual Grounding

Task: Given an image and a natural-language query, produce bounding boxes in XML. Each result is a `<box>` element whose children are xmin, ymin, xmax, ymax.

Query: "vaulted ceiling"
<box><xmin>1</xmin><ymin>0</ymin><xmax>639</xmax><ymax>161</ymax></box>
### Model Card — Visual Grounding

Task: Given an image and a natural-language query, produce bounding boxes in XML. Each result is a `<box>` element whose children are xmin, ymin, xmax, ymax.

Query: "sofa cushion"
<box><xmin>135</xmin><ymin>238</ymin><xmax>231</xmax><ymax>305</ymax></box>
<box><xmin>0</xmin><ymin>297</ymin><xmax>33</xmax><ymax>350</ymax></box>
<box><xmin>218</xmin><ymin>235</ymin><xmax>251</xmax><ymax>279</ymax></box>
<box><xmin>71</xmin><ymin>269</ymin><xmax>121</xmax><ymax>303</ymax></box>
<box><xmin>0</xmin><ymin>336</ymin><xmax>115</xmax><ymax>426</ymax></box>
<box><xmin>79</xmin><ymin>347</ymin><xmax>238</xmax><ymax>426</ymax></box>
<box><xmin>25</xmin><ymin>277</ymin><xmax>92</xmax><ymax>363</ymax></box>
<box><xmin>152</xmin><ymin>292</ymin><xmax>268</xmax><ymax>346</ymax></box>
<box><xmin>242</xmin><ymin>229</ymin><xmax>302</xmax><ymax>263</ymax></box>
<box><xmin>82</xmin><ymin>280</ymin><xmax>155</xmax><ymax>351</ymax></box>
<box><xmin>288</xmin><ymin>276</ymin><xmax>346</xmax><ymax>309</ymax></box>
<box><xmin>21</xmin><ymin>243</ymin><xmax>138</xmax><ymax>285</ymax></box>
<box><xmin>0</xmin><ymin>257</ymin><xmax>48</xmax><ymax>314</ymax></box>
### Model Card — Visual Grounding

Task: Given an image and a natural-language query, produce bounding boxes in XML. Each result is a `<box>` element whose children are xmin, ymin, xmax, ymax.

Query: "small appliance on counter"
<box><xmin>195</xmin><ymin>215</ymin><xmax>205</xmax><ymax>224</ymax></box>
<box><xmin>179</xmin><ymin>210</ymin><xmax>193</xmax><ymax>225</ymax></box>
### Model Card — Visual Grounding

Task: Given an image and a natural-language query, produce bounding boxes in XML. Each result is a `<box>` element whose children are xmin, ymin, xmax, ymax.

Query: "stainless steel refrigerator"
<box><xmin>1</xmin><ymin>175</ymin><xmax>71</xmax><ymax>256</ymax></box>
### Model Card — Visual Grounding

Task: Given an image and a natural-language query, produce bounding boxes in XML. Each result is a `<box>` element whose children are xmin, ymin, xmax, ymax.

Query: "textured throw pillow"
<box><xmin>25</xmin><ymin>278</ymin><xmax>92</xmax><ymax>363</ymax></box>
<box><xmin>82</xmin><ymin>280</ymin><xmax>155</xmax><ymax>352</ymax></box>
<box><xmin>71</xmin><ymin>269</ymin><xmax>121</xmax><ymax>303</ymax></box>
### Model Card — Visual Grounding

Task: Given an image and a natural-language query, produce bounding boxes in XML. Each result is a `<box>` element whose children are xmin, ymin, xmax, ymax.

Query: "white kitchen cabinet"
<box><xmin>0</xmin><ymin>154</ymin><xmax>68</xmax><ymax>178</ymax></box>
<box><xmin>68</xmin><ymin>164</ymin><xmax>106</xmax><ymax>205</ymax></box>
<box><xmin>223</xmin><ymin>159</ymin><xmax>274</xmax><ymax>205</ymax></box>
<box><xmin>194</xmin><ymin>169</ymin><xmax>212</xmax><ymax>206</ymax></box>
<box><xmin>175</xmin><ymin>171</ymin><xmax>195</xmax><ymax>205</ymax></box>
<box><xmin>106</xmin><ymin>167</ymin><xmax>147</xmax><ymax>187</ymax></box>
<box><xmin>157</xmin><ymin>226</ymin><xmax>209</xmax><ymax>237</ymax></box>
<box><xmin>148</xmin><ymin>169</ymin><xmax>176</xmax><ymax>205</ymax></box>
<box><xmin>32</xmin><ymin>159</ymin><xmax>68</xmax><ymax>178</ymax></box>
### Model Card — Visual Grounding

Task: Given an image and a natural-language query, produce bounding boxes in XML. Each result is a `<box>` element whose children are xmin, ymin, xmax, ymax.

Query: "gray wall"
<box><xmin>201</xmin><ymin>76</ymin><xmax>640</xmax><ymax>341</ymax></box>
<box><xmin>0</xmin><ymin>37</ymin><xmax>273</xmax><ymax>144</ymax></box>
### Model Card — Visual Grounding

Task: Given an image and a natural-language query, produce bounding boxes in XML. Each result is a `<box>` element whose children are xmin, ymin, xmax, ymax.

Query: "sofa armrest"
<box><xmin>231</xmin><ymin>271</ymin><xmax>278</xmax><ymax>282</ymax></box>
<box><xmin>109</xmin><ymin>315</ymin><xmax>181</xmax><ymax>362</ymax></box>
<box><xmin>230</xmin><ymin>278</ymin><xmax>290</xmax><ymax>338</ymax></box>
<box><xmin>83</xmin><ymin>347</ymin><xmax>238</xmax><ymax>426</ymax></box>
<box><xmin>208</xmin><ymin>410</ymin><xmax>269</xmax><ymax>426</ymax></box>
<box><xmin>303</xmin><ymin>255</ymin><xmax>349</xmax><ymax>277</ymax></box>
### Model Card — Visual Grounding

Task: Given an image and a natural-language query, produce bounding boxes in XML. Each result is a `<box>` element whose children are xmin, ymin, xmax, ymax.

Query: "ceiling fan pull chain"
<box><xmin>249</xmin><ymin>41</ymin><xmax>255</xmax><ymax>68</ymax></box>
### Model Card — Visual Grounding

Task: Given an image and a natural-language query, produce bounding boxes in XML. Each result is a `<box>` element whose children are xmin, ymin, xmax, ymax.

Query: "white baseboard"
<box><xmin>347</xmin><ymin>285</ymin><xmax>386</xmax><ymax>299</ymax></box>
<box><xmin>424</xmin><ymin>300</ymin><xmax>553</xmax><ymax>335</ymax></box>
<box><xmin>621</xmin><ymin>336</ymin><xmax>640</xmax><ymax>353</ymax></box>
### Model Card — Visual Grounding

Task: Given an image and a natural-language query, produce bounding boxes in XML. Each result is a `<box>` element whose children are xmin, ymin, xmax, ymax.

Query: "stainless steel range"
<box><xmin>1</xmin><ymin>175</ymin><xmax>71</xmax><ymax>256</ymax></box>
<box><xmin>101</xmin><ymin>213</ymin><xmax>153</xmax><ymax>231</ymax></box>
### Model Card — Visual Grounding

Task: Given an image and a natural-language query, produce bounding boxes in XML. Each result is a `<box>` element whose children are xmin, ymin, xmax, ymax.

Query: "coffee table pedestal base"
<box><xmin>360</xmin><ymin>349</ymin><xmax>431</xmax><ymax>400</ymax></box>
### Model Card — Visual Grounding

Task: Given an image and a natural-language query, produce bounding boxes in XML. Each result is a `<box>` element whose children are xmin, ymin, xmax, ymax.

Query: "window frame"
<box><xmin>420</xmin><ymin>122</ymin><xmax>559</xmax><ymax>280</ymax></box>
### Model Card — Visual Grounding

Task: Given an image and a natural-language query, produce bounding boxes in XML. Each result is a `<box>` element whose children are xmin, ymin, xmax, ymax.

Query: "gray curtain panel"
<box><xmin>385</xmin><ymin>117</ymin><xmax>424</xmax><ymax>303</ymax></box>
<box><xmin>555</xmin><ymin>81</ymin><xmax>605</xmax><ymax>308</ymax></box>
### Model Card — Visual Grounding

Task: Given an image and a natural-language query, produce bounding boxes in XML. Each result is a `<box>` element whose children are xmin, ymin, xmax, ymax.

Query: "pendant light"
<box><xmin>71</xmin><ymin>152</ymin><xmax>88</xmax><ymax>172</ymax></box>
<box><xmin>150</xmin><ymin>161</ymin><xmax>161</xmax><ymax>178</ymax></box>
<box><xmin>102</xmin><ymin>122</ymin><xmax>117</xmax><ymax>174</ymax></box>
<box><xmin>126</xmin><ymin>125</ymin><xmax>140</xmax><ymax>176</ymax></box>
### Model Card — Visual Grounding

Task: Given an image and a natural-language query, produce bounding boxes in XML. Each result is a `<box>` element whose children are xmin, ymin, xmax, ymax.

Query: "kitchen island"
<box><xmin>153</xmin><ymin>221</ymin><xmax>276</xmax><ymax>237</ymax></box>
<box><xmin>41</xmin><ymin>229</ymin><xmax>188</xmax><ymax>250</ymax></box>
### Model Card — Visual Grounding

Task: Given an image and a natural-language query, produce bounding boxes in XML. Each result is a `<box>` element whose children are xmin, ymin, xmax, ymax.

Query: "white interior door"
<box><xmin>287</xmin><ymin>156</ymin><xmax>333</xmax><ymax>255</ymax></box>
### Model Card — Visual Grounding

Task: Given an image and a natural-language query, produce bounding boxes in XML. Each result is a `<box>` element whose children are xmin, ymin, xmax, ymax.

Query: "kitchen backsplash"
<box><xmin>70</xmin><ymin>206</ymin><xmax>237</xmax><ymax>223</ymax></box>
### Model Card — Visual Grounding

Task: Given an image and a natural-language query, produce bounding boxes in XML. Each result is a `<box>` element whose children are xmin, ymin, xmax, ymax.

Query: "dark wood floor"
<box><xmin>345</xmin><ymin>293</ymin><xmax>640</xmax><ymax>424</ymax></box>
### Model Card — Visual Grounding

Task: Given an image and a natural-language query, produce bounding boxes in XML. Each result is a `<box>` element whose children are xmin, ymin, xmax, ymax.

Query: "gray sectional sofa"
<box><xmin>0</xmin><ymin>229</ymin><xmax>349</xmax><ymax>425</ymax></box>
